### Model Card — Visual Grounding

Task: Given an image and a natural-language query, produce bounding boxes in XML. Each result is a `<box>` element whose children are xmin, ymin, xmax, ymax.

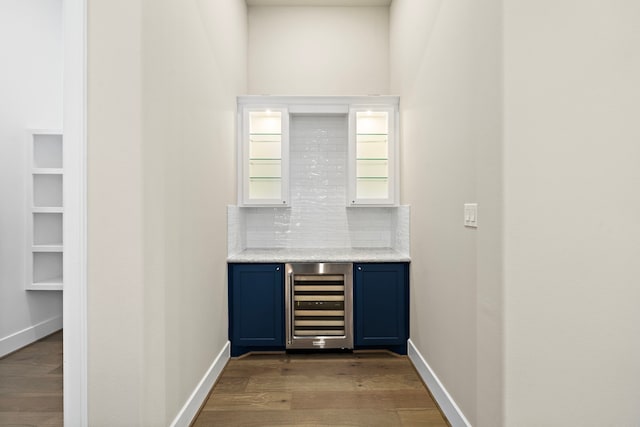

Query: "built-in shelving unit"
<box><xmin>26</xmin><ymin>131</ymin><xmax>63</xmax><ymax>291</ymax></box>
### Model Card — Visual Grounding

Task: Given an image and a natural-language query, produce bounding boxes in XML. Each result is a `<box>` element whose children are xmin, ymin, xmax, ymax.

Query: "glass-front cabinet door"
<box><xmin>241</xmin><ymin>107</ymin><xmax>289</xmax><ymax>206</ymax></box>
<box><xmin>348</xmin><ymin>106</ymin><xmax>397</xmax><ymax>206</ymax></box>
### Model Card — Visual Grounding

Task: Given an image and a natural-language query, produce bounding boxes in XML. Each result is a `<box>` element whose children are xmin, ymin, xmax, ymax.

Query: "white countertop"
<box><xmin>227</xmin><ymin>248</ymin><xmax>410</xmax><ymax>263</ymax></box>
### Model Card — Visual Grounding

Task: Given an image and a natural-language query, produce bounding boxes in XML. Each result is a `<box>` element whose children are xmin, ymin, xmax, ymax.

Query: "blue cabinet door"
<box><xmin>354</xmin><ymin>263</ymin><xmax>409</xmax><ymax>354</ymax></box>
<box><xmin>229</xmin><ymin>263</ymin><xmax>284</xmax><ymax>356</ymax></box>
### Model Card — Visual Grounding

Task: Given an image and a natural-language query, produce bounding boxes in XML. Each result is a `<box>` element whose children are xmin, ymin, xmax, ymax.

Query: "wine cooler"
<box><xmin>285</xmin><ymin>263</ymin><xmax>353</xmax><ymax>350</ymax></box>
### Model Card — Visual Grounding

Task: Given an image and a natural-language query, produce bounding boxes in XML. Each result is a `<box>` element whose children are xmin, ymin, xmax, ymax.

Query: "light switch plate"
<box><xmin>464</xmin><ymin>203</ymin><xmax>478</xmax><ymax>228</ymax></box>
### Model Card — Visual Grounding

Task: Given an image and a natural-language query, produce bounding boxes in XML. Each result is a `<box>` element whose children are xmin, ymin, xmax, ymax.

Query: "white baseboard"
<box><xmin>408</xmin><ymin>339</ymin><xmax>472</xmax><ymax>427</ymax></box>
<box><xmin>0</xmin><ymin>315</ymin><xmax>63</xmax><ymax>358</ymax></box>
<box><xmin>169</xmin><ymin>340</ymin><xmax>231</xmax><ymax>427</ymax></box>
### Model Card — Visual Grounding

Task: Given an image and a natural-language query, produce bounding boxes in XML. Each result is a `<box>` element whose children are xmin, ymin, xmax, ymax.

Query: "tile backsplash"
<box><xmin>229</xmin><ymin>115</ymin><xmax>409</xmax><ymax>254</ymax></box>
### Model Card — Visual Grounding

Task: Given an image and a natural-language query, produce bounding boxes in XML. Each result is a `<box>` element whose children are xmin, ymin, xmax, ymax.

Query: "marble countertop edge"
<box><xmin>227</xmin><ymin>248</ymin><xmax>411</xmax><ymax>263</ymax></box>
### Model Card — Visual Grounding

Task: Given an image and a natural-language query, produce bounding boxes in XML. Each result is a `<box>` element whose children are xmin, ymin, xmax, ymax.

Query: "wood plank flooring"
<box><xmin>193</xmin><ymin>352</ymin><xmax>449</xmax><ymax>427</ymax></box>
<box><xmin>0</xmin><ymin>334</ymin><xmax>449</xmax><ymax>426</ymax></box>
<box><xmin>0</xmin><ymin>331</ymin><xmax>63</xmax><ymax>427</ymax></box>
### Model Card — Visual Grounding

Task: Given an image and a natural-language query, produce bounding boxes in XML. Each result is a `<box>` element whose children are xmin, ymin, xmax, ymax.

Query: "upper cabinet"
<box><xmin>348</xmin><ymin>105</ymin><xmax>398</xmax><ymax>206</ymax></box>
<box><xmin>239</xmin><ymin>106</ymin><xmax>290</xmax><ymax>206</ymax></box>
<box><xmin>237</xmin><ymin>96</ymin><xmax>399</xmax><ymax>207</ymax></box>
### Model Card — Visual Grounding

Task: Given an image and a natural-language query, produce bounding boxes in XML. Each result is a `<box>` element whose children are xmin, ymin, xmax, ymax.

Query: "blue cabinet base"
<box><xmin>228</xmin><ymin>264</ymin><xmax>285</xmax><ymax>357</ymax></box>
<box><xmin>229</xmin><ymin>262</ymin><xmax>409</xmax><ymax>357</ymax></box>
<box><xmin>354</xmin><ymin>263</ymin><xmax>409</xmax><ymax>355</ymax></box>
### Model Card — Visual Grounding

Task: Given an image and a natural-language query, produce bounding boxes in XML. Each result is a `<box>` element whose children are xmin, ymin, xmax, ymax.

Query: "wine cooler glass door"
<box><xmin>285</xmin><ymin>263</ymin><xmax>353</xmax><ymax>350</ymax></box>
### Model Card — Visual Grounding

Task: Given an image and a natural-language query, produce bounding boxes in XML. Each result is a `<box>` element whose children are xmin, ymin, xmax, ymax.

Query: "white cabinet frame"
<box><xmin>236</xmin><ymin>96</ymin><xmax>400</xmax><ymax>208</ymax></box>
<box><xmin>348</xmin><ymin>105</ymin><xmax>399</xmax><ymax>206</ymax></box>
<box><xmin>238</xmin><ymin>105</ymin><xmax>290</xmax><ymax>206</ymax></box>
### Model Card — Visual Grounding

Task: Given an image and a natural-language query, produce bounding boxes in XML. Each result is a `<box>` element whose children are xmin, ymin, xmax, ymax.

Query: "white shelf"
<box><xmin>33</xmin><ymin>168</ymin><xmax>63</xmax><ymax>174</ymax></box>
<box><xmin>32</xmin><ymin>245</ymin><xmax>64</xmax><ymax>252</ymax></box>
<box><xmin>26</xmin><ymin>283</ymin><xmax>64</xmax><ymax>291</ymax></box>
<box><xmin>26</xmin><ymin>130</ymin><xmax>64</xmax><ymax>291</ymax></box>
<box><xmin>32</xmin><ymin>207</ymin><xmax>64</xmax><ymax>213</ymax></box>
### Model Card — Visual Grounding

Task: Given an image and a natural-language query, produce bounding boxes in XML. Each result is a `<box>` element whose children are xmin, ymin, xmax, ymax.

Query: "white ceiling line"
<box><xmin>246</xmin><ymin>0</ymin><xmax>392</xmax><ymax>7</ymax></box>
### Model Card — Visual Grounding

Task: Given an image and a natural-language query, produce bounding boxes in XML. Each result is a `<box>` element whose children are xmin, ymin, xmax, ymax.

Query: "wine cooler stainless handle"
<box><xmin>288</xmin><ymin>271</ymin><xmax>294</xmax><ymax>345</ymax></box>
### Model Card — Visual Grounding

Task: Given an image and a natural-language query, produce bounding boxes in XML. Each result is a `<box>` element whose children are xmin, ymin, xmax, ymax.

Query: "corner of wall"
<box><xmin>169</xmin><ymin>341</ymin><xmax>230</xmax><ymax>427</ymax></box>
<box><xmin>0</xmin><ymin>315</ymin><xmax>63</xmax><ymax>358</ymax></box>
<box><xmin>408</xmin><ymin>339</ymin><xmax>472</xmax><ymax>427</ymax></box>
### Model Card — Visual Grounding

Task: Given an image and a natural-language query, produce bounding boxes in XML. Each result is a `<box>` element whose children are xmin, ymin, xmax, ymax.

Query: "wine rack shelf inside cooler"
<box><xmin>293</xmin><ymin>274</ymin><xmax>346</xmax><ymax>337</ymax></box>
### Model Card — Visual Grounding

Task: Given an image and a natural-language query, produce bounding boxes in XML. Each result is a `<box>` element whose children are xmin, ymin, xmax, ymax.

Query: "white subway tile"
<box><xmin>229</xmin><ymin>116</ymin><xmax>409</xmax><ymax>252</ymax></box>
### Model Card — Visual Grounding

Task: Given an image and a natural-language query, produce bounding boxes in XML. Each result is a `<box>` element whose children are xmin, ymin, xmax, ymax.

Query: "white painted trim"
<box><xmin>288</xmin><ymin>104</ymin><xmax>349</xmax><ymax>115</ymax></box>
<box><xmin>408</xmin><ymin>339</ymin><xmax>472</xmax><ymax>427</ymax></box>
<box><xmin>237</xmin><ymin>95</ymin><xmax>400</xmax><ymax>107</ymax></box>
<box><xmin>169</xmin><ymin>341</ymin><xmax>231</xmax><ymax>427</ymax></box>
<box><xmin>63</xmin><ymin>0</ymin><xmax>88</xmax><ymax>425</ymax></box>
<box><xmin>0</xmin><ymin>316</ymin><xmax>62</xmax><ymax>358</ymax></box>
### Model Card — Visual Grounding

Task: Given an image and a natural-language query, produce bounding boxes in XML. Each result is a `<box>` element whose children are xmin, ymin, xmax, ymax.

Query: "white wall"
<box><xmin>390</xmin><ymin>0</ymin><xmax>503</xmax><ymax>425</ymax></box>
<box><xmin>393</xmin><ymin>1</ymin><xmax>640</xmax><ymax>426</ymax></box>
<box><xmin>83</xmin><ymin>1</ymin><xmax>640</xmax><ymax>425</ymax></box>
<box><xmin>0</xmin><ymin>0</ymin><xmax>63</xmax><ymax>356</ymax></box>
<box><xmin>87</xmin><ymin>0</ymin><xmax>246</xmax><ymax>425</ymax></box>
<box><xmin>248</xmin><ymin>6</ymin><xmax>388</xmax><ymax>95</ymax></box>
<box><xmin>87</xmin><ymin>0</ymin><xmax>144</xmax><ymax>422</ymax></box>
<box><xmin>503</xmin><ymin>1</ymin><xmax>640</xmax><ymax>425</ymax></box>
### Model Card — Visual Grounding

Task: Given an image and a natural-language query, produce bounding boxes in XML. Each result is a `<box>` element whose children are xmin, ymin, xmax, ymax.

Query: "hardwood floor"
<box><xmin>0</xmin><ymin>334</ymin><xmax>449</xmax><ymax>426</ymax></box>
<box><xmin>193</xmin><ymin>352</ymin><xmax>449</xmax><ymax>427</ymax></box>
<box><xmin>0</xmin><ymin>331</ymin><xmax>63</xmax><ymax>426</ymax></box>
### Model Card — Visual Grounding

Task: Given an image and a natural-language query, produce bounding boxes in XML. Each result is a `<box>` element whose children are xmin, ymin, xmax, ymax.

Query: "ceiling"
<box><xmin>246</xmin><ymin>0</ymin><xmax>392</xmax><ymax>6</ymax></box>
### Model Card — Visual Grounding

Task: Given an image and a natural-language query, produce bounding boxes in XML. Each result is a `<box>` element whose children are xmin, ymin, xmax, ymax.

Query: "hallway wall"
<box><xmin>503</xmin><ymin>1</ymin><xmax>640</xmax><ymax>425</ymax></box>
<box><xmin>248</xmin><ymin>5</ymin><xmax>389</xmax><ymax>95</ymax></box>
<box><xmin>87</xmin><ymin>0</ymin><xmax>246</xmax><ymax>424</ymax></box>
<box><xmin>393</xmin><ymin>1</ymin><xmax>640</xmax><ymax>426</ymax></box>
<box><xmin>390</xmin><ymin>0</ymin><xmax>503</xmax><ymax>425</ymax></box>
<box><xmin>0</xmin><ymin>0</ymin><xmax>63</xmax><ymax>357</ymax></box>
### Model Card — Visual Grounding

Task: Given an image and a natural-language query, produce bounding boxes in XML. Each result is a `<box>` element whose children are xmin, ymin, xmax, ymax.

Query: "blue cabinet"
<box><xmin>354</xmin><ymin>263</ymin><xmax>409</xmax><ymax>354</ymax></box>
<box><xmin>228</xmin><ymin>263</ymin><xmax>285</xmax><ymax>356</ymax></box>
